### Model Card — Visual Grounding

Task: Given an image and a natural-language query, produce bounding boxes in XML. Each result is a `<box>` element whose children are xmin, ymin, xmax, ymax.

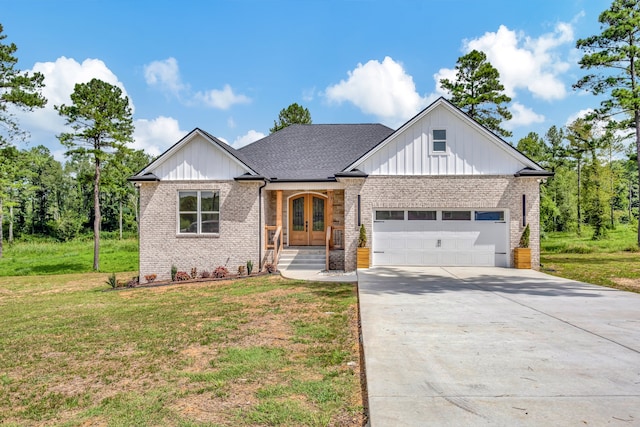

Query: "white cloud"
<box><xmin>227</xmin><ymin>117</ymin><xmax>237</xmax><ymax>128</ymax></box>
<box><xmin>143</xmin><ymin>58</ymin><xmax>251</xmax><ymax>110</ymax></box>
<box><xmin>463</xmin><ymin>23</ymin><xmax>574</xmax><ymax>100</ymax></box>
<box><xmin>231</xmin><ymin>130</ymin><xmax>265</xmax><ymax>149</ymax></box>
<box><xmin>302</xmin><ymin>87</ymin><xmax>316</xmax><ymax>102</ymax></box>
<box><xmin>133</xmin><ymin>116</ymin><xmax>186</xmax><ymax>157</ymax></box>
<box><xmin>433</xmin><ymin>67</ymin><xmax>457</xmax><ymax>96</ymax></box>
<box><xmin>15</xmin><ymin>57</ymin><xmax>132</xmax><ymax>146</ymax></box>
<box><xmin>565</xmin><ymin>108</ymin><xmax>594</xmax><ymax>127</ymax></box>
<box><xmin>143</xmin><ymin>57</ymin><xmax>185</xmax><ymax>96</ymax></box>
<box><xmin>325</xmin><ymin>56</ymin><xmax>433</xmax><ymax>126</ymax></box>
<box><xmin>505</xmin><ymin>102</ymin><xmax>545</xmax><ymax>130</ymax></box>
<box><xmin>194</xmin><ymin>84</ymin><xmax>251</xmax><ymax>110</ymax></box>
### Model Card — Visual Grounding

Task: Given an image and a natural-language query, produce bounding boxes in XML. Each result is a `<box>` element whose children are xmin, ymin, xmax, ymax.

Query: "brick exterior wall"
<box><xmin>138</xmin><ymin>180</ymin><xmax>261</xmax><ymax>282</ymax></box>
<box><xmin>138</xmin><ymin>176</ymin><xmax>541</xmax><ymax>279</ymax></box>
<box><xmin>342</xmin><ymin>175</ymin><xmax>541</xmax><ymax>271</ymax></box>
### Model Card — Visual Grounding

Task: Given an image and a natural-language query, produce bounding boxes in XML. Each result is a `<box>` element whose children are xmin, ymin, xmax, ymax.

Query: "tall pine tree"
<box><xmin>56</xmin><ymin>78</ymin><xmax>133</xmax><ymax>270</ymax></box>
<box><xmin>574</xmin><ymin>0</ymin><xmax>640</xmax><ymax>244</ymax></box>
<box><xmin>440</xmin><ymin>50</ymin><xmax>513</xmax><ymax>138</ymax></box>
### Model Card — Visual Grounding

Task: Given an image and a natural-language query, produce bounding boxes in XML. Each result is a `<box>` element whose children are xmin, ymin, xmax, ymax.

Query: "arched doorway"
<box><xmin>288</xmin><ymin>192</ymin><xmax>327</xmax><ymax>246</ymax></box>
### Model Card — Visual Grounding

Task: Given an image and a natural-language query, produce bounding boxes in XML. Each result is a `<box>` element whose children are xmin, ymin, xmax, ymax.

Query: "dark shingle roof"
<box><xmin>238</xmin><ymin>124</ymin><xmax>394</xmax><ymax>180</ymax></box>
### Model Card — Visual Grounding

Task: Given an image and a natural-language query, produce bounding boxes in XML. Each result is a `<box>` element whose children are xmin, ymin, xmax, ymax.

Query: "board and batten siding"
<box><xmin>358</xmin><ymin>104</ymin><xmax>524</xmax><ymax>176</ymax></box>
<box><xmin>152</xmin><ymin>135</ymin><xmax>249</xmax><ymax>181</ymax></box>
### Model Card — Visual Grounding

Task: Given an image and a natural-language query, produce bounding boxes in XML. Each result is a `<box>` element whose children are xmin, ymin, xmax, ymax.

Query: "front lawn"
<box><xmin>0</xmin><ymin>273</ymin><xmax>363</xmax><ymax>426</ymax></box>
<box><xmin>541</xmin><ymin>224</ymin><xmax>640</xmax><ymax>293</ymax></box>
<box><xmin>0</xmin><ymin>238</ymin><xmax>138</xmax><ymax>276</ymax></box>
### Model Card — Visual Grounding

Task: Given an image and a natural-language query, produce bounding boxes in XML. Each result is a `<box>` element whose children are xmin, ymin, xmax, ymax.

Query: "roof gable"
<box><xmin>136</xmin><ymin>129</ymin><xmax>256</xmax><ymax>181</ymax></box>
<box><xmin>347</xmin><ymin>97</ymin><xmax>545</xmax><ymax>176</ymax></box>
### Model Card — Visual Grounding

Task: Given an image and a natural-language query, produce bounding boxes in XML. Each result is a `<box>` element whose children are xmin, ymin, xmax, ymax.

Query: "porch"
<box><xmin>263</xmin><ymin>189</ymin><xmax>346</xmax><ymax>271</ymax></box>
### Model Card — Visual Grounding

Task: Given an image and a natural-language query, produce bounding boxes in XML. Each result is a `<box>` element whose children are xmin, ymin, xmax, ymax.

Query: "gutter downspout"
<box><xmin>258</xmin><ymin>179</ymin><xmax>267</xmax><ymax>271</ymax></box>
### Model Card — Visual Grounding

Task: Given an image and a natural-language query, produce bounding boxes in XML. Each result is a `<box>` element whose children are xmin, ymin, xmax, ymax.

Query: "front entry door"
<box><xmin>289</xmin><ymin>194</ymin><xmax>326</xmax><ymax>246</ymax></box>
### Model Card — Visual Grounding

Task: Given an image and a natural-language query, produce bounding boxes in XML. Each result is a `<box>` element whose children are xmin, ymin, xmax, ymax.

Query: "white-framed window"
<box><xmin>408</xmin><ymin>210</ymin><xmax>436</xmax><ymax>220</ymax></box>
<box><xmin>178</xmin><ymin>190</ymin><xmax>220</xmax><ymax>234</ymax></box>
<box><xmin>375</xmin><ymin>210</ymin><xmax>404</xmax><ymax>220</ymax></box>
<box><xmin>432</xmin><ymin>129</ymin><xmax>447</xmax><ymax>153</ymax></box>
<box><xmin>442</xmin><ymin>210</ymin><xmax>471</xmax><ymax>221</ymax></box>
<box><xmin>474</xmin><ymin>211</ymin><xmax>505</xmax><ymax>221</ymax></box>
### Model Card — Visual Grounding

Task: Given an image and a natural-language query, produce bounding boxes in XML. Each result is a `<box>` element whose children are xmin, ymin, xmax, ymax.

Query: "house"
<box><xmin>129</xmin><ymin>97</ymin><xmax>552</xmax><ymax>282</ymax></box>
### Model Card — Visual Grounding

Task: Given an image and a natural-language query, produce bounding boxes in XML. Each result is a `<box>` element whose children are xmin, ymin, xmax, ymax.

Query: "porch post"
<box><xmin>327</xmin><ymin>190</ymin><xmax>334</xmax><ymax>246</ymax></box>
<box><xmin>276</xmin><ymin>190</ymin><xmax>283</xmax><ymax>228</ymax></box>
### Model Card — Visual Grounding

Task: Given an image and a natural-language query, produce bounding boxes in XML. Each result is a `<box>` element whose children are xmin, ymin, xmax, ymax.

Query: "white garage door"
<box><xmin>372</xmin><ymin>210</ymin><xmax>508</xmax><ymax>267</ymax></box>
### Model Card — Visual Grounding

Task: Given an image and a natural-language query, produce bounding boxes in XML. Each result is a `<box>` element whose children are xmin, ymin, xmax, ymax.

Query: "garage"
<box><xmin>372</xmin><ymin>209</ymin><xmax>508</xmax><ymax>267</ymax></box>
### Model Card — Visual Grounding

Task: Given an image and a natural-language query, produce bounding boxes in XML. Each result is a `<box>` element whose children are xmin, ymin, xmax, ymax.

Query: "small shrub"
<box><xmin>126</xmin><ymin>276</ymin><xmax>139</xmax><ymax>288</ymax></box>
<box><xmin>213</xmin><ymin>266</ymin><xmax>229</xmax><ymax>278</ymax></box>
<box><xmin>144</xmin><ymin>274</ymin><xmax>157</xmax><ymax>283</ymax></box>
<box><xmin>246</xmin><ymin>260</ymin><xmax>254</xmax><ymax>275</ymax></box>
<box><xmin>358</xmin><ymin>224</ymin><xmax>367</xmax><ymax>247</ymax></box>
<box><xmin>106</xmin><ymin>273</ymin><xmax>117</xmax><ymax>289</ymax></box>
<box><xmin>116</xmin><ymin>279</ymin><xmax>127</xmax><ymax>288</ymax></box>
<box><xmin>175</xmin><ymin>271</ymin><xmax>190</xmax><ymax>281</ymax></box>
<box><xmin>519</xmin><ymin>224</ymin><xmax>530</xmax><ymax>248</ymax></box>
<box><xmin>190</xmin><ymin>267</ymin><xmax>198</xmax><ymax>279</ymax></box>
<box><xmin>171</xmin><ymin>265</ymin><xmax>178</xmax><ymax>281</ymax></box>
<box><xmin>264</xmin><ymin>263</ymin><xmax>276</xmax><ymax>274</ymax></box>
<box><xmin>237</xmin><ymin>265</ymin><xmax>246</xmax><ymax>276</ymax></box>
<box><xmin>200</xmin><ymin>270</ymin><xmax>211</xmax><ymax>278</ymax></box>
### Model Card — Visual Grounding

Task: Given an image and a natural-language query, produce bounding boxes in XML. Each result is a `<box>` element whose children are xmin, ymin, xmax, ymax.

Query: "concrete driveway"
<box><xmin>357</xmin><ymin>267</ymin><xmax>640</xmax><ymax>426</ymax></box>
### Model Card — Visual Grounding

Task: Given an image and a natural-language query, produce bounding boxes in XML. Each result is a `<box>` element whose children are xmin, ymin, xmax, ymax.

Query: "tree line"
<box><xmin>0</xmin><ymin>143</ymin><xmax>151</xmax><ymax>245</ymax></box>
<box><xmin>1</xmin><ymin>0</ymin><xmax>640</xmax><ymax>271</ymax></box>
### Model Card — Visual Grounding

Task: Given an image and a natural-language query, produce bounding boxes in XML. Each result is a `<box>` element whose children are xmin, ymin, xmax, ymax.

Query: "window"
<box><xmin>475</xmin><ymin>211</ymin><xmax>505</xmax><ymax>221</ymax></box>
<box><xmin>178</xmin><ymin>190</ymin><xmax>219</xmax><ymax>234</ymax></box>
<box><xmin>408</xmin><ymin>210</ymin><xmax>436</xmax><ymax>220</ymax></box>
<box><xmin>442</xmin><ymin>210</ymin><xmax>471</xmax><ymax>221</ymax></box>
<box><xmin>375</xmin><ymin>210</ymin><xmax>404</xmax><ymax>220</ymax></box>
<box><xmin>433</xmin><ymin>129</ymin><xmax>446</xmax><ymax>152</ymax></box>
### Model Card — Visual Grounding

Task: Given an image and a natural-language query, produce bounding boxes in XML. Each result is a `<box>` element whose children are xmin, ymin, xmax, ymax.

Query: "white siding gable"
<box><xmin>355</xmin><ymin>101</ymin><xmax>537</xmax><ymax>176</ymax></box>
<box><xmin>150</xmin><ymin>133</ymin><xmax>251</xmax><ymax>181</ymax></box>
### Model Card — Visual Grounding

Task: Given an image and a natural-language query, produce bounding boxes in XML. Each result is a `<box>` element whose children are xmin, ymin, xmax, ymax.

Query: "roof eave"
<box><xmin>234</xmin><ymin>174</ymin><xmax>267</xmax><ymax>182</ymax></box>
<box><xmin>514</xmin><ymin>168</ymin><xmax>554</xmax><ymax>177</ymax></box>
<box><xmin>127</xmin><ymin>172</ymin><xmax>160</xmax><ymax>182</ymax></box>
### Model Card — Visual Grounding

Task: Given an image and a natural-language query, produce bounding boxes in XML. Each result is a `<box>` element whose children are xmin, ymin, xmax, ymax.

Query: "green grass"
<box><xmin>0</xmin><ymin>238</ymin><xmax>138</xmax><ymax>276</ymax></box>
<box><xmin>0</xmin><ymin>273</ymin><xmax>363</xmax><ymax>426</ymax></box>
<box><xmin>541</xmin><ymin>224</ymin><xmax>640</xmax><ymax>292</ymax></box>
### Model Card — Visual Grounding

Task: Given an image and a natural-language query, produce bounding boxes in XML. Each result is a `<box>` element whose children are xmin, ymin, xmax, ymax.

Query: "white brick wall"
<box><xmin>138</xmin><ymin>180</ymin><xmax>261</xmax><ymax>282</ymax></box>
<box><xmin>343</xmin><ymin>175</ymin><xmax>541</xmax><ymax>270</ymax></box>
<box><xmin>138</xmin><ymin>176</ymin><xmax>541</xmax><ymax>278</ymax></box>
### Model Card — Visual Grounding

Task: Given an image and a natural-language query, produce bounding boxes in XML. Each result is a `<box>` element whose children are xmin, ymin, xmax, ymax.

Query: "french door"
<box><xmin>289</xmin><ymin>194</ymin><xmax>326</xmax><ymax>246</ymax></box>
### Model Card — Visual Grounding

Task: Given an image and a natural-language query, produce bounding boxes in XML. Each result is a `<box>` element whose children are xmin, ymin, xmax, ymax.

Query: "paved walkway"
<box><xmin>279</xmin><ymin>268</ymin><xmax>357</xmax><ymax>282</ymax></box>
<box><xmin>358</xmin><ymin>267</ymin><xmax>640</xmax><ymax>426</ymax></box>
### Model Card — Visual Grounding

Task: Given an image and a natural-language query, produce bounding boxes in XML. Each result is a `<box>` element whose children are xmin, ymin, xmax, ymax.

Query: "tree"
<box><xmin>566</xmin><ymin>118</ymin><xmax>612</xmax><ymax>239</ymax></box>
<box><xmin>0</xmin><ymin>23</ymin><xmax>46</xmax><ymax>146</ymax></box>
<box><xmin>517</xmin><ymin>132</ymin><xmax>547</xmax><ymax>163</ymax></box>
<box><xmin>102</xmin><ymin>148</ymin><xmax>152</xmax><ymax>238</ymax></box>
<box><xmin>56</xmin><ymin>78</ymin><xmax>133</xmax><ymax>270</ymax></box>
<box><xmin>574</xmin><ymin>0</ymin><xmax>640</xmax><ymax>244</ymax></box>
<box><xmin>440</xmin><ymin>50</ymin><xmax>513</xmax><ymax>138</ymax></box>
<box><xmin>0</xmin><ymin>146</ymin><xmax>21</xmax><ymax>256</ymax></box>
<box><xmin>269</xmin><ymin>103</ymin><xmax>312</xmax><ymax>133</ymax></box>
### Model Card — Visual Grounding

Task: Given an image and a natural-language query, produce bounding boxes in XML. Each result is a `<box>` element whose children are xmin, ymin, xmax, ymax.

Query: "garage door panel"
<box><xmin>372</xmin><ymin>209</ymin><xmax>508</xmax><ymax>267</ymax></box>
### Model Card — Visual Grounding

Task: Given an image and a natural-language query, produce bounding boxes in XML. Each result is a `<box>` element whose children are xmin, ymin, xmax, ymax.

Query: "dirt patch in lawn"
<box><xmin>611</xmin><ymin>277</ymin><xmax>640</xmax><ymax>292</ymax></box>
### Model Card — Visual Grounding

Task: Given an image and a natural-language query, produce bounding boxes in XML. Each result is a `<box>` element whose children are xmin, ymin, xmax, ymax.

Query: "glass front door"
<box><xmin>289</xmin><ymin>194</ymin><xmax>326</xmax><ymax>245</ymax></box>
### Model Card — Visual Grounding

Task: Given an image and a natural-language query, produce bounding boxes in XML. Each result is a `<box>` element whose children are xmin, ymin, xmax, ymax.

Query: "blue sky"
<box><xmin>2</xmin><ymin>0</ymin><xmax>613</xmax><ymax>159</ymax></box>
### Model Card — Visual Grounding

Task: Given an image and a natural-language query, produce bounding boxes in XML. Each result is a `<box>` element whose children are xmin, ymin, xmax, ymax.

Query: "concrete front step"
<box><xmin>278</xmin><ymin>247</ymin><xmax>326</xmax><ymax>270</ymax></box>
